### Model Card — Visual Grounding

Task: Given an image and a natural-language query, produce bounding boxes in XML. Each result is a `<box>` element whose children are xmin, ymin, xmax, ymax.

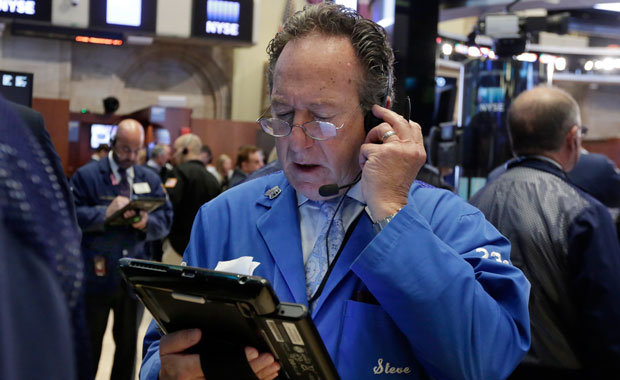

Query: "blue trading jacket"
<box><xmin>70</xmin><ymin>157</ymin><xmax>173</xmax><ymax>295</ymax></box>
<box><xmin>141</xmin><ymin>172</ymin><xmax>531</xmax><ymax>379</ymax></box>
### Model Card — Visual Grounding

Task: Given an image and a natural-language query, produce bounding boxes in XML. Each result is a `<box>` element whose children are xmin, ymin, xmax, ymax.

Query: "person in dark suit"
<box><xmin>568</xmin><ymin>151</ymin><xmax>620</xmax><ymax>209</ymax></box>
<box><xmin>165</xmin><ymin>134</ymin><xmax>220</xmax><ymax>256</ymax></box>
<box><xmin>70</xmin><ymin>119</ymin><xmax>173</xmax><ymax>380</ymax></box>
<box><xmin>1</xmin><ymin>97</ymin><xmax>91</xmax><ymax>379</ymax></box>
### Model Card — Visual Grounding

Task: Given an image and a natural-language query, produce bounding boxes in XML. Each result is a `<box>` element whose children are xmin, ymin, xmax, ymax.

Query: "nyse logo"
<box><xmin>0</xmin><ymin>0</ymin><xmax>36</xmax><ymax>15</ymax></box>
<box><xmin>205</xmin><ymin>0</ymin><xmax>240</xmax><ymax>37</ymax></box>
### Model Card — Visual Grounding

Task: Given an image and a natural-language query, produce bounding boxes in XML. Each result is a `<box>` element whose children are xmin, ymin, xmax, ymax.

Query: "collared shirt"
<box><xmin>108</xmin><ymin>151</ymin><xmax>135</xmax><ymax>197</ymax></box>
<box><xmin>297</xmin><ymin>182</ymin><xmax>367</xmax><ymax>264</ymax></box>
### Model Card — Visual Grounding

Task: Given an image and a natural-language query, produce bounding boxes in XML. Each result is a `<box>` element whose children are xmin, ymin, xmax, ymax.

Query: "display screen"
<box><xmin>0</xmin><ymin>0</ymin><xmax>52</xmax><ymax>22</ymax></box>
<box><xmin>107</xmin><ymin>0</ymin><xmax>142</xmax><ymax>27</ymax></box>
<box><xmin>191</xmin><ymin>0</ymin><xmax>254</xmax><ymax>43</ymax></box>
<box><xmin>0</xmin><ymin>70</ymin><xmax>33</xmax><ymax>107</ymax></box>
<box><xmin>90</xmin><ymin>124</ymin><xmax>117</xmax><ymax>149</ymax></box>
<box><xmin>90</xmin><ymin>0</ymin><xmax>156</xmax><ymax>33</ymax></box>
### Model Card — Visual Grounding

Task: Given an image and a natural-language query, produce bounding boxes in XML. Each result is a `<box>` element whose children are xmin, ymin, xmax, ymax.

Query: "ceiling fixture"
<box><xmin>593</xmin><ymin>3</ymin><xmax>620</xmax><ymax>12</ymax></box>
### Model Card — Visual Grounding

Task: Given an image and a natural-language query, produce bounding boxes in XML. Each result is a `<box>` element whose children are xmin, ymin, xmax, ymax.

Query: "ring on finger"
<box><xmin>381</xmin><ymin>130</ymin><xmax>397</xmax><ymax>143</ymax></box>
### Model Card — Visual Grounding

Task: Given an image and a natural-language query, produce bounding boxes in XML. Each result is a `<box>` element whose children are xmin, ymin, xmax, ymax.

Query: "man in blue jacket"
<box><xmin>71</xmin><ymin>119</ymin><xmax>173</xmax><ymax>380</ymax></box>
<box><xmin>141</xmin><ymin>3</ymin><xmax>530</xmax><ymax>380</ymax></box>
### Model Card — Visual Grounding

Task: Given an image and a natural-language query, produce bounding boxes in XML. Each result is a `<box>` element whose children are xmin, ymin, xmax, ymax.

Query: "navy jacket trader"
<box><xmin>71</xmin><ymin>119</ymin><xmax>172</xmax><ymax>379</ymax></box>
<box><xmin>470</xmin><ymin>86</ymin><xmax>620</xmax><ymax>379</ymax></box>
<box><xmin>141</xmin><ymin>4</ymin><xmax>530</xmax><ymax>380</ymax></box>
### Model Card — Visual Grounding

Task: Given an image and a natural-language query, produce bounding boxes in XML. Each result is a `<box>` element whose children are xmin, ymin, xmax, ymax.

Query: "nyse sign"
<box><xmin>205</xmin><ymin>0</ymin><xmax>240</xmax><ymax>37</ymax></box>
<box><xmin>206</xmin><ymin>21</ymin><xmax>239</xmax><ymax>36</ymax></box>
<box><xmin>0</xmin><ymin>0</ymin><xmax>35</xmax><ymax>15</ymax></box>
<box><xmin>0</xmin><ymin>0</ymin><xmax>51</xmax><ymax>21</ymax></box>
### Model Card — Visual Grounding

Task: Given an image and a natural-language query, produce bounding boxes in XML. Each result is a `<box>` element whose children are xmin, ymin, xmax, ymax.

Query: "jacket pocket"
<box><xmin>337</xmin><ymin>300</ymin><xmax>426</xmax><ymax>379</ymax></box>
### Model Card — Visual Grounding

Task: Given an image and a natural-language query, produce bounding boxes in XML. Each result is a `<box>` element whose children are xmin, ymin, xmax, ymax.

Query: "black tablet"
<box><xmin>105</xmin><ymin>197</ymin><xmax>166</xmax><ymax>226</ymax></box>
<box><xmin>119</xmin><ymin>258</ymin><xmax>340</xmax><ymax>380</ymax></box>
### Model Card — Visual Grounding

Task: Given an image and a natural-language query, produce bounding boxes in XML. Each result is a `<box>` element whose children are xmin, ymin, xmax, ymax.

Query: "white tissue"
<box><xmin>214</xmin><ymin>256</ymin><xmax>261</xmax><ymax>276</ymax></box>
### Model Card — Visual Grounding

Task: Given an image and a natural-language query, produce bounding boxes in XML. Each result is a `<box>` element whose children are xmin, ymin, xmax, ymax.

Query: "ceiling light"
<box><xmin>594</xmin><ymin>3</ymin><xmax>620</xmax><ymax>12</ymax></box>
<box><xmin>554</xmin><ymin>57</ymin><xmax>567</xmax><ymax>71</ymax></box>
<box><xmin>516</xmin><ymin>52</ymin><xmax>537</xmax><ymax>62</ymax></box>
<box><xmin>594</xmin><ymin>60</ymin><xmax>604</xmax><ymax>70</ymax></box>
<box><xmin>539</xmin><ymin>54</ymin><xmax>556</xmax><ymax>64</ymax></box>
<box><xmin>468</xmin><ymin>46</ymin><xmax>481</xmax><ymax>57</ymax></box>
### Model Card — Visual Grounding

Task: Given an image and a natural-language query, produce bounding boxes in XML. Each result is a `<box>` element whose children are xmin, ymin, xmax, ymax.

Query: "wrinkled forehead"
<box><xmin>271</xmin><ymin>34</ymin><xmax>363</xmax><ymax>106</ymax></box>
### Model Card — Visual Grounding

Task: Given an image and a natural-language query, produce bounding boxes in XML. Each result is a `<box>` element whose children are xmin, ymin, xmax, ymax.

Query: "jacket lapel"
<box><xmin>256</xmin><ymin>180</ymin><xmax>308</xmax><ymax>305</ymax></box>
<box><xmin>99</xmin><ymin>157</ymin><xmax>114</xmax><ymax>188</ymax></box>
<box><xmin>312</xmin><ymin>211</ymin><xmax>374</xmax><ymax>315</ymax></box>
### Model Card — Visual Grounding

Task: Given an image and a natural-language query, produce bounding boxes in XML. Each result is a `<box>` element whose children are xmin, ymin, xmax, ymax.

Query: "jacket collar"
<box><xmin>508</xmin><ymin>155</ymin><xmax>568</xmax><ymax>181</ymax></box>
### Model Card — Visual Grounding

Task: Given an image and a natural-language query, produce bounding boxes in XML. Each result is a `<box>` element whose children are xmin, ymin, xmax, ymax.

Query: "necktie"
<box><xmin>305</xmin><ymin>199</ymin><xmax>346</xmax><ymax>302</ymax></box>
<box><xmin>118</xmin><ymin>167</ymin><xmax>130</xmax><ymax>197</ymax></box>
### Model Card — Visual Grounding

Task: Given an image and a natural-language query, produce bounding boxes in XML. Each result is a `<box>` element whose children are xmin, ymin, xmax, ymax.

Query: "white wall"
<box><xmin>231</xmin><ymin>0</ymin><xmax>301</xmax><ymax>121</ymax></box>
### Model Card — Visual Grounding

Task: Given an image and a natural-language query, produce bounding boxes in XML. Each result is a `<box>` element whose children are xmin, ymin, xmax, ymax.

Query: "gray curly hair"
<box><xmin>266</xmin><ymin>2</ymin><xmax>394</xmax><ymax>112</ymax></box>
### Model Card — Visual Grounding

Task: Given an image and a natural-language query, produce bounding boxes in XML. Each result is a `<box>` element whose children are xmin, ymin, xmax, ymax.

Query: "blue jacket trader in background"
<box><xmin>141</xmin><ymin>3</ymin><xmax>530</xmax><ymax>379</ymax></box>
<box><xmin>71</xmin><ymin>119</ymin><xmax>172</xmax><ymax>380</ymax></box>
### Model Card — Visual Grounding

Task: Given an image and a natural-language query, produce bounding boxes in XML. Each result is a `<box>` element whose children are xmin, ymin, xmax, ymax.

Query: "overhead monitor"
<box><xmin>191</xmin><ymin>0</ymin><xmax>254</xmax><ymax>44</ymax></box>
<box><xmin>90</xmin><ymin>123</ymin><xmax>117</xmax><ymax>149</ymax></box>
<box><xmin>0</xmin><ymin>70</ymin><xmax>33</xmax><ymax>107</ymax></box>
<box><xmin>0</xmin><ymin>0</ymin><xmax>52</xmax><ymax>22</ymax></box>
<box><xmin>90</xmin><ymin>0</ymin><xmax>157</xmax><ymax>33</ymax></box>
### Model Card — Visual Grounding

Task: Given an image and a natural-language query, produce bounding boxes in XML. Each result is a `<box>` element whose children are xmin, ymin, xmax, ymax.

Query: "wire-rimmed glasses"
<box><xmin>256</xmin><ymin>106</ymin><xmax>360</xmax><ymax>141</ymax></box>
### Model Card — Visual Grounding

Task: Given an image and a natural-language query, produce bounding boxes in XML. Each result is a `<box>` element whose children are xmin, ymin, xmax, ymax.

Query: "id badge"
<box><xmin>94</xmin><ymin>255</ymin><xmax>107</xmax><ymax>277</ymax></box>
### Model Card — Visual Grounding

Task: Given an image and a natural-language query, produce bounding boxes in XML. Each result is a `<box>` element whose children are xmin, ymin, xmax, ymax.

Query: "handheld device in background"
<box><xmin>104</xmin><ymin>197</ymin><xmax>166</xmax><ymax>226</ymax></box>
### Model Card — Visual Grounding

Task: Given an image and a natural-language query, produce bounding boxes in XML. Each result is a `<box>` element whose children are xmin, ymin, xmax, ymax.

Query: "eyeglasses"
<box><xmin>256</xmin><ymin>106</ymin><xmax>360</xmax><ymax>141</ymax></box>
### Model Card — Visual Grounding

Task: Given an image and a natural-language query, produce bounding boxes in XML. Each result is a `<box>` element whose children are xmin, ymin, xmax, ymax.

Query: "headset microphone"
<box><xmin>318</xmin><ymin>172</ymin><xmax>362</xmax><ymax>197</ymax></box>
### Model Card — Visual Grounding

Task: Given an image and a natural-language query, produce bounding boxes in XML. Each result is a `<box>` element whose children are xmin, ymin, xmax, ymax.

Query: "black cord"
<box><xmin>405</xmin><ymin>96</ymin><xmax>411</xmax><ymax>120</ymax></box>
<box><xmin>505</xmin><ymin>0</ymin><xmax>521</xmax><ymax>12</ymax></box>
<box><xmin>308</xmin><ymin>172</ymin><xmax>361</xmax><ymax>305</ymax></box>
